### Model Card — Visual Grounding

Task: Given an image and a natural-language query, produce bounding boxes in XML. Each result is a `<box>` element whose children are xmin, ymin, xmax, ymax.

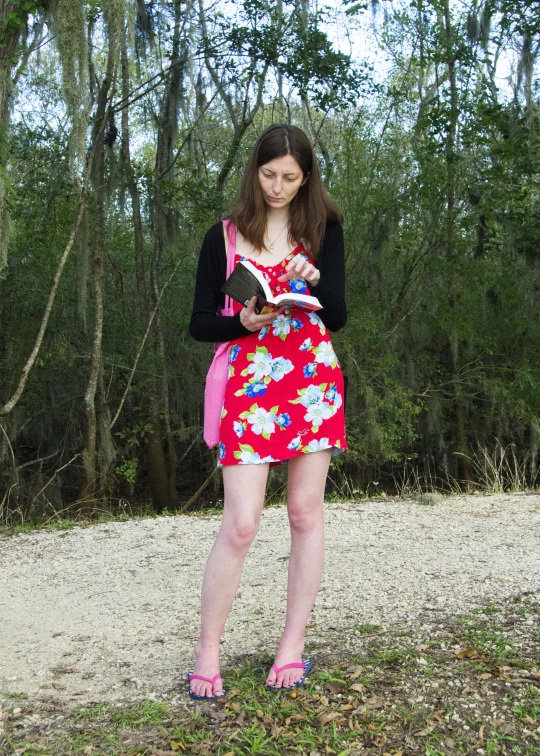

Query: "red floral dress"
<box><xmin>217</xmin><ymin>246</ymin><xmax>348</xmax><ymax>467</ymax></box>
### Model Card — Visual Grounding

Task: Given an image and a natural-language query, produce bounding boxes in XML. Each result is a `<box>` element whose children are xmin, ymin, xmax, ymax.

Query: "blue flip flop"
<box><xmin>187</xmin><ymin>669</ymin><xmax>226</xmax><ymax>701</ymax></box>
<box><xmin>265</xmin><ymin>659</ymin><xmax>313</xmax><ymax>691</ymax></box>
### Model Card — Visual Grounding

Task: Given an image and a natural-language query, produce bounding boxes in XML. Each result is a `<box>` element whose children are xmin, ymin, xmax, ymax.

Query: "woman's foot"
<box><xmin>266</xmin><ymin>641</ymin><xmax>305</xmax><ymax>689</ymax></box>
<box><xmin>189</xmin><ymin>646</ymin><xmax>224</xmax><ymax>699</ymax></box>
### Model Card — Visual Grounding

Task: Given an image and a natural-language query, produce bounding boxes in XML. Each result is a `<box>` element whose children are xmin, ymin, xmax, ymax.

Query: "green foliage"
<box><xmin>102</xmin><ymin>0</ymin><xmax>124</xmax><ymax>49</ymax></box>
<box><xmin>1</xmin><ymin>0</ymin><xmax>540</xmax><ymax>519</ymax></box>
<box><xmin>0</xmin><ymin>0</ymin><xmax>44</xmax><ymax>47</ymax></box>
<box><xmin>52</xmin><ymin>0</ymin><xmax>88</xmax><ymax>162</ymax></box>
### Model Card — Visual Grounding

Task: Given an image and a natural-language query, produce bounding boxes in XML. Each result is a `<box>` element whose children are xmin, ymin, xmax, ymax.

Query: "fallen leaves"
<box><xmin>365</xmin><ymin>696</ymin><xmax>385</xmax><ymax>709</ymax></box>
<box><xmin>3</xmin><ymin>595</ymin><xmax>538</xmax><ymax>756</ymax></box>
<box><xmin>348</xmin><ymin>665</ymin><xmax>364</xmax><ymax>680</ymax></box>
<box><xmin>428</xmin><ymin>709</ymin><xmax>446</xmax><ymax>722</ymax></box>
<box><xmin>318</xmin><ymin>711</ymin><xmax>343</xmax><ymax>726</ymax></box>
<box><xmin>456</xmin><ymin>647</ymin><xmax>479</xmax><ymax>659</ymax></box>
<box><xmin>477</xmin><ymin>723</ymin><xmax>485</xmax><ymax>745</ymax></box>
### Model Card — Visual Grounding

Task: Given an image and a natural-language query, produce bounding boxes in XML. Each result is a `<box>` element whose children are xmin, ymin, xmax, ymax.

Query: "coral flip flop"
<box><xmin>187</xmin><ymin>669</ymin><xmax>226</xmax><ymax>701</ymax></box>
<box><xmin>265</xmin><ymin>659</ymin><xmax>313</xmax><ymax>691</ymax></box>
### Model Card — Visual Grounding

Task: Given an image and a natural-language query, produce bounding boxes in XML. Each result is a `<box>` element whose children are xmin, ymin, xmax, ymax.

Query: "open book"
<box><xmin>221</xmin><ymin>259</ymin><xmax>322</xmax><ymax>315</ymax></box>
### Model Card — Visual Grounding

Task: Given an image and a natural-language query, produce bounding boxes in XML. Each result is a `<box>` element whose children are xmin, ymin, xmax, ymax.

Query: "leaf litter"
<box><xmin>1</xmin><ymin>591</ymin><xmax>538</xmax><ymax>755</ymax></box>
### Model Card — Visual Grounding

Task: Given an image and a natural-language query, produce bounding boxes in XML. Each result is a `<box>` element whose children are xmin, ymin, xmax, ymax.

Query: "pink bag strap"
<box><xmin>222</xmin><ymin>219</ymin><xmax>236</xmax><ymax>316</ymax></box>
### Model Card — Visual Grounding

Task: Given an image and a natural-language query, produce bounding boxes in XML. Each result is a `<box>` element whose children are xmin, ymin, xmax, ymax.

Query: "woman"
<box><xmin>188</xmin><ymin>124</ymin><xmax>347</xmax><ymax>700</ymax></box>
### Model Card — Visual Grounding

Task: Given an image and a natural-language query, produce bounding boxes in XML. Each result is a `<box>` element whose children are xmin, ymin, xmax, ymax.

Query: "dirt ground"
<box><xmin>0</xmin><ymin>493</ymin><xmax>540</xmax><ymax>754</ymax></box>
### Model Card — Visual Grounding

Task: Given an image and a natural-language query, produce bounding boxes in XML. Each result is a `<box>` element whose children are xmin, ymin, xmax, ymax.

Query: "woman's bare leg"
<box><xmin>190</xmin><ymin>463</ymin><xmax>270</xmax><ymax>698</ymax></box>
<box><xmin>266</xmin><ymin>449</ymin><xmax>332</xmax><ymax>689</ymax></box>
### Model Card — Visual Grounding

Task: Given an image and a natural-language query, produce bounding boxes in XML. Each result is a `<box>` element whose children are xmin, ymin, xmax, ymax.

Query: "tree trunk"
<box><xmin>147</xmin><ymin>413</ymin><xmax>171</xmax><ymax>513</ymax></box>
<box><xmin>443</xmin><ymin>0</ymin><xmax>474</xmax><ymax>484</ymax></box>
<box><xmin>0</xmin><ymin>0</ymin><xmax>23</xmax><ymax>267</ymax></box>
<box><xmin>0</xmin><ymin>1</ymin><xmax>21</xmax><ymax>131</ymax></box>
<box><xmin>146</xmin><ymin>0</ymin><xmax>185</xmax><ymax>511</ymax></box>
<box><xmin>120</xmin><ymin>28</ymin><xmax>147</xmax><ymax>312</ymax></box>
<box><xmin>79</xmin><ymin>44</ymin><xmax>115</xmax><ymax>508</ymax></box>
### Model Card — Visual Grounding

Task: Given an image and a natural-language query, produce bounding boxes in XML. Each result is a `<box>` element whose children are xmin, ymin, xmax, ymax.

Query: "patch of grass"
<box><xmin>513</xmin><ymin>684</ymin><xmax>540</xmax><ymax>721</ymax></box>
<box><xmin>3</xmin><ymin>594</ymin><xmax>539</xmax><ymax>755</ymax></box>
<box><xmin>110</xmin><ymin>699</ymin><xmax>169</xmax><ymax>728</ymax></box>
<box><xmin>369</xmin><ymin>647</ymin><xmax>414</xmax><ymax>666</ymax></box>
<box><xmin>355</xmin><ymin>622</ymin><xmax>381</xmax><ymax>634</ymax></box>
<box><xmin>75</xmin><ymin>702</ymin><xmax>111</xmax><ymax>721</ymax></box>
<box><xmin>418</xmin><ymin>664</ymin><xmax>438</xmax><ymax>676</ymax></box>
<box><xmin>478</xmin><ymin>602</ymin><xmax>503</xmax><ymax>615</ymax></box>
<box><xmin>460</xmin><ymin>623</ymin><xmax>519</xmax><ymax>663</ymax></box>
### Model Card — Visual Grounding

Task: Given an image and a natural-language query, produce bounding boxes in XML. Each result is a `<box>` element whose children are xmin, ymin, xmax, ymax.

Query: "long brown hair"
<box><xmin>229</xmin><ymin>124</ymin><xmax>342</xmax><ymax>258</ymax></box>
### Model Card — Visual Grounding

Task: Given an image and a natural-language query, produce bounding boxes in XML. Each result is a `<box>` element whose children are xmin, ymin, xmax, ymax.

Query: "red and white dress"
<box><xmin>217</xmin><ymin>245</ymin><xmax>347</xmax><ymax>467</ymax></box>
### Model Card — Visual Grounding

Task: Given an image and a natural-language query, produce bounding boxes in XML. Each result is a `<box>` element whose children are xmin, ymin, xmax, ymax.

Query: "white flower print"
<box><xmin>299</xmin><ymin>338</ymin><xmax>312</xmax><ymax>351</ymax></box>
<box><xmin>247</xmin><ymin>349</ymin><xmax>273</xmax><ymax>380</ymax></box>
<box><xmin>247</xmin><ymin>407</ymin><xmax>276</xmax><ymax>437</ymax></box>
<box><xmin>269</xmin><ymin>356</ymin><xmax>294</xmax><ymax>381</ymax></box>
<box><xmin>287</xmin><ymin>436</ymin><xmax>302</xmax><ymax>451</ymax></box>
<box><xmin>304</xmin><ymin>401</ymin><xmax>333</xmax><ymax>428</ymax></box>
<box><xmin>239</xmin><ymin>449</ymin><xmax>262</xmax><ymax>463</ymax></box>
<box><xmin>233</xmin><ymin>421</ymin><xmax>245</xmax><ymax>438</ymax></box>
<box><xmin>272</xmin><ymin>313</ymin><xmax>291</xmax><ymax>339</ymax></box>
<box><xmin>314</xmin><ymin>340</ymin><xmax>338</xmax><ymax>367</ymax></box>
<box><xmin>308</xmin><ymin>312</ymin><xmax>325</xmax><ymax>329</ymax></box>
<box><xmin>305</xmin><ymin>438</ymin><xmax>331</xmax><ymax>452</ymax></box>
<box><xmin>239</xmin><ymin>451</ymin><xmax>278</xmax><ymax>464</ymax></box>
<box><xmin>325</xmin><ymin>384</ymin><xmax>337</xmax><ymax>402</ymax></box>
<box><xmin>331</xmin><ymin>391</ymin><xmax>343</xmax><ymax>413</ymax></box>
<box><xmin>299</xmin><ymin>384</ymin><xmax>325</xmax><ymax>407</ymax></box>
<box><xmin>234</xmin><ymin>443</ymin><xmax>278</xmax><ymax>464</ymax></box>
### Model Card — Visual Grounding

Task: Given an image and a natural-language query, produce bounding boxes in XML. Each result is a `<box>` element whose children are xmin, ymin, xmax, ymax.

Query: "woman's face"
<box><xmin>258</xmin><ymin>154</ymin><xmax>306</xmax><ymax>210</ymax></box>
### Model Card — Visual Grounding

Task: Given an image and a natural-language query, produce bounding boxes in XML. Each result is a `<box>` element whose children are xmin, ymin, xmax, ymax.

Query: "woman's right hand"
<box><xmin>239</xmin><ymin>296</ymin><xmax>283</xmax><ymax>332</ymax></box>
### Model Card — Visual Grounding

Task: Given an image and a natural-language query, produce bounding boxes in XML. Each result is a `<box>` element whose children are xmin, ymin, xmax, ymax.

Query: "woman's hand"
<box><xmin>240</xmin><ymin>297</ymin><xmax>284</xmax><ymax>332</ymax></box>
<box><xmin>277</xmin><ymin>254</ymin><xmax>320</xmax><ymax>285</ymax></box>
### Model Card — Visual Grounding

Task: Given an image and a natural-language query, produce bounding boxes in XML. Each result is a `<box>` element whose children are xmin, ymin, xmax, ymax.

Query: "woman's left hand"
<box><xmin>277</xmin><ymin>254</ymin><xmax>320</xmax><ymax>285</ymax></box>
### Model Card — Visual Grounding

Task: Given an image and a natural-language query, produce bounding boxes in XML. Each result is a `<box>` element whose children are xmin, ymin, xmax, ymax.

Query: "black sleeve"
<box><xmin>306</xmin><ymin>222</ymin><xmax>347</xmax><ymax>332</ymax></box>
<box><xmin>189</xmin><ymin>223</ymin><xmax>251</xmax><ymax>343</ymax></box>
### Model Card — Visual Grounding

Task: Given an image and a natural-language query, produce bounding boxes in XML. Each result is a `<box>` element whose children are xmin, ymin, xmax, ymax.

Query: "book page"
<box><xmin>273</xmin><ymin>292</ymin><xmax>322</xmax><ymax>311</ymax></box>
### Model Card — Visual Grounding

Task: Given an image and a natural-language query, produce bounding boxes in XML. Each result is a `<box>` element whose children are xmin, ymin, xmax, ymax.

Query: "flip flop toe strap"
<box><xmin>271</xmin><ymin>662</ymin><xmax>306</xmax><ymax>675</ymax></box>
<box><xmin>188</xmin><ymin>672</ymin><xmax>221</xmax><ymax>685</ymax></box>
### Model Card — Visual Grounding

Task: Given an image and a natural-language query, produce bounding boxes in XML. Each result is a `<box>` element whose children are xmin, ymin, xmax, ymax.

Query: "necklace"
<box><xmin>266</xmin><ymin>221</ymin><xmax>288</xmax><ymax>250</ymax></box>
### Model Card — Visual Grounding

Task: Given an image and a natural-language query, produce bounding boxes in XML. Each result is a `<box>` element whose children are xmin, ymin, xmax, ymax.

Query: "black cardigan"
<box><xmin>189</xmin><ymin>221</ymin><xmax>347</xmax><ymax>343</ymax></box>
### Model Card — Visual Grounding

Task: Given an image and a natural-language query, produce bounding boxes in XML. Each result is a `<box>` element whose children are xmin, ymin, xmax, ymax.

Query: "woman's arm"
<box><xmin>189</xmin><ymin>223</ymin><xmax>251</xmax><ymax>343</ymax></box>
<box><xmin>307</xmin><ymin>222</ymin><xmax>347</xmax><ymax>332</ymax></box>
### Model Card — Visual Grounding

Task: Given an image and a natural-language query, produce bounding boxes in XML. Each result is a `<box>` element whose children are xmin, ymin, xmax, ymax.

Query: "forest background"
<box><xmin>0</xmin><ymin>0</ymin><xmax>539</xmax><ymax>525</ymax></box>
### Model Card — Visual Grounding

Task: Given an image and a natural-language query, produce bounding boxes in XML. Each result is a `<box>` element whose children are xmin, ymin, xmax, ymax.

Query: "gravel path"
<box><xmin>1</xmin><ymin>493</ymin><xmax>539</xmax><ymax>707</ymax></box>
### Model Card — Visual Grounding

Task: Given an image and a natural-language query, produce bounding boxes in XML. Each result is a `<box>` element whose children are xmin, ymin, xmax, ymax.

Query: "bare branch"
<box><xmin>109</xmin><ymin>256</ymin><xmax>184</xmax><ymax>431</ymax></box>
<box><xmin>0</xmin><ymin>108</ymin><xmax>109</xmax><ymax>418</ymax></box>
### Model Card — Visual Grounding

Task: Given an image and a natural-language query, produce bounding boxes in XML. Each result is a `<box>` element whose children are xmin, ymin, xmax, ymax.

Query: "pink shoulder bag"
<box><xmin>203</xmin><ymin>220</ymin><xmax>237</xmax><ymax>449</ymax></box>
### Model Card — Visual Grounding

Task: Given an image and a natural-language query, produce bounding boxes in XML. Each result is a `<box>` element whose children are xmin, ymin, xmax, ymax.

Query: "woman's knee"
<box><xmin>222</xmin><ymin>515</ymin><xmax>260</xmax><ymax>551</ymax></box>
<box><xmin>287</xmin><ymin>498</ymin><xmax>322</xmax><ymax>534</ymax></box>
